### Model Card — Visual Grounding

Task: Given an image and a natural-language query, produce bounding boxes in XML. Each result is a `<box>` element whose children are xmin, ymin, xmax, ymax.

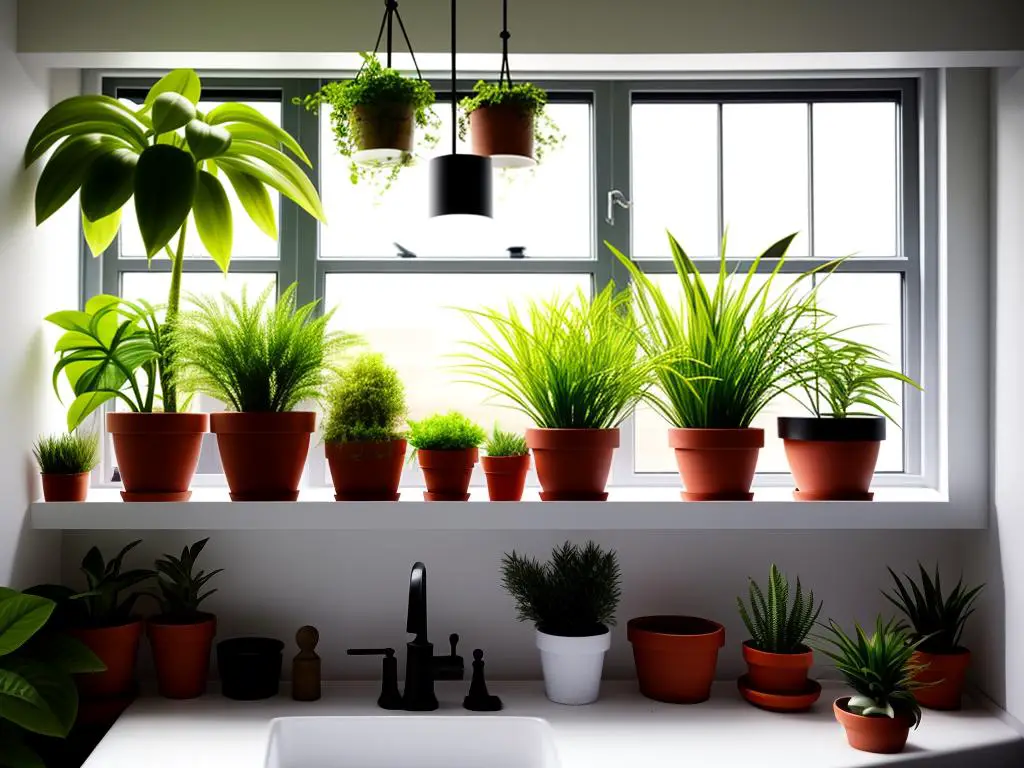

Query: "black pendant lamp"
<box><xmin>429</xmin><ymin>0</ymin><xmax>493</xmax><ymax>218</ymax></box>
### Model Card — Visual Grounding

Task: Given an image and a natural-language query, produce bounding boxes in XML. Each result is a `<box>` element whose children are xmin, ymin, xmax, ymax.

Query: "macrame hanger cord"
<box><xmin>498</xmin><ymin>0</ymin><xmax>513</xmax><ymax>88</ymax></box>
<box><xmin>360</xmin><ymin>0</ymin><xmax>424</xmax><ymax>80</ymax></box>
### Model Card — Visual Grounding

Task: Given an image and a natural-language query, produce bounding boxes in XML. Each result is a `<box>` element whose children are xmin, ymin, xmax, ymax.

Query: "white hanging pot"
<box><xmin>536</xmin><ymin>627</ymin><xmax>611</xmax><ymax>705</ymax></box>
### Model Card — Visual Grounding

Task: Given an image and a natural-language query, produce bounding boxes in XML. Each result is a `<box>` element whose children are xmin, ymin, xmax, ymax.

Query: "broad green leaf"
<box><xmin>133</xmin><ymin>145</ymin><xmax>197</xmax><ymax>258</ymax></box>
<box><xmin>219</xmin><ymin>165</ymin><xmax>276</xmax><ymax>239</ymax></box>
<box><xmin>218</xmin><ymin>146</ymin><xmax>324</xmax><ymax>222</ymax></box>
<box><xmin>66</xmin><ymin>390</ymin><xmax>117</xmax><ymax>432</ymax></box>
<box><xmin>0</xmin><ymin>659</ymin><xmax>76</xmax><ymax>737</ymax></box>
<box><xmin>34</xmin><ymin>134</ymin><xmax>132</xmax><ymax>225</ymax></box>
<box><xmin>80</xmin><ymin>148</ymin><xmax>138</xmax><ymax>222</ymax></box>
<box><xmin>0</xmin><ymin>594</ymin><xmax>53</xmax><ymax>656</ymax></box>
<box><xmin>23</xmin><ymin>633</ymin><xmax>105</xmax><ymax>675</ymax></box>
<box><xmin>82</xmin><ymin>207</ymin><xmax>122</xmax><ymax>257</ymax></box>
<box><xmin>207</xmin><ymin>102</ymin><xmax>310</xmax><ymax>166</ymax></box>
<box><xmin>185</xmin><ymin>120</ymin><xmax>232</xmax><ymax>161</ymax></box>
<box><xmin>192</xmin><ymin>171</ymin><xmax>232</xmax><ymax>272</ymax></box>
<box><xmin>144</xmin><ymin>69</ymin><xmax>202</xmax><ymax>107</ymax></box>
<box><xmin>45</xmin><ymin>310</ymin><xmax>91</xmax><ymax>333</ymax></box>
<box><xmin>24</xmin><ymin>94</ymin><xmax>147</xmax><ymax>167</ymax></box>
<box><xmin>84</xmin><ymin>294</ymin><xmax>121</xmax><ymax>315</ymax></box>
<box><xmin>151</xmin><ymin>92</ymin><xmax>196</xmax><ymax>136</ymax></box>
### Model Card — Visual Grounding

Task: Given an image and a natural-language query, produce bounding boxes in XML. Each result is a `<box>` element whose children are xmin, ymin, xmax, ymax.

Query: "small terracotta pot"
<box><xmin>352</xmin><ymin>102</ymin><xmax>415</xmax><ymax>153</ymax></box>
<box><xmin>742</xmin><ymin>641</ymin><xmax>813</xmax><ymax>694</ymax></box>
<box><xmin>627</xmin><ymin>615</ymin><xmax>725</xmax><ymax>704</ymax></box>
<box><xmin>107</xmin><ymin>412</ymin><xmax>209</xmax><ymax>502</ymax></box>
<box><xmin>326</xmin><ymin>439</ymin><xmax>406</xmax><ymax>501</ymax></box>
<box><xmin>69</xmin><ymin>620</ymin><xmax>143</xmax><ymax>699</ymax></box>
<box><xmin>669</xmin><ymin>428</ymin><xmax>763</xmax><ymax>501</ymax></box>
<box><xmin>481</xmin><ymin>454</ymin><xmax>530</xmax><ymax>501</ymax></box>
<box><xmin>779</xmin><ymin>416</ymin><xmax>885</xmax><ymax>501</ymax></box>
<box><xmin>40</xmin><ymin>472</ymin><xmax>90</xmax><ymax>502</ymax></box>
<box><xmin>147</xmin><ymin>615</ymin><xmax>216</xmax><ymax>699</ymax></box>
<box><xmin>526</xmin><ymin>428</ymin><xmax>618</xmax><ymax>501</ymax></box>
<box><xmin>833</xmin><ymin>697</ymin><xmax>913</xmax><ymax>754</ymax></box>
<box><xmin>417</xmin><ymin>447</ymin><xmax>478</xmax><ymax>501</ymax></box>
<box><xmin>211</xmin><ymin>412</ymin><xmax>315</xmax><ymax>501</ymax></box>
<box><xmin>911</xmin><ymin>648</ymin><xmax>971</xmax><ymax>710</ymax></box>
<box><xmin>469</xmin><ymin>104</ymin><xmax>536</xmax><ymax>168</ymax></box>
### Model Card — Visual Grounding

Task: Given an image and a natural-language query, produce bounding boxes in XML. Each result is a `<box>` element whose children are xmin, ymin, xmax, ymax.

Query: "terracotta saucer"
<box><xmin>737</xmin><ymin>674</ymin><xmax>822</xmax><ymax>712</ymax></box>
<box><xmin>121</xmin><ymin>490</ymin><xmax>192</xmax><ymax>502</ymax></box>
<box><xmin>682</xmin><ymin>491</ymin><xmax>755</xmax><ymax>501</ymax></box>
<box><xmin>335</xmin><ymin>492</ymin><xmax>401</xmax><ymax>501</ymax></box>
<box><xmin>793</xmin><ymin>489</ymin><xmax>873</xmax><ymax>501</ymax></box>
<box><xmin>423</xmin><ymin>492</ymin><xmax>470</xmax><ymax>501</ymax></box>
<box><xmin>539</xmin><ymin>491</ymin><xmax>609</xmax><ymax>501</ymax></box>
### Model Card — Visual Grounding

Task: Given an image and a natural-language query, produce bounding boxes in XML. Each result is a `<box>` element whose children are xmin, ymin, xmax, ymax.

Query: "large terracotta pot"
<box><xmin>69</xmin><ymin>620</ymin><xmax>143</xmax><ymax>699</ymax></box>
<box><xmin>627</xmin><ymin>616</ymin><xmax>725</xmax><ymax>704</ymax></box>
<box><xmin>417</xmin><ymin>447</ymin><xmax>478</xmax><ymax>501</ymax></box>
<box><xmin>833</xmin><ymin>697</ymin><xmax>913</xmax><ymax>754</ymax></box>
<box><xmin>481</xmin><ymin>454</ymin><xmax>530</xmax><ymax>501</ymax></box>
<box><xmin>668</xmin><ymin>427</ymin><xmax>763</xmax><ymax>501</ymax></box>
<box><xmin>326</xmin><ymin>439</ymin><xmax>407</xmax><ymax>501</ymax></box>
<box><xmin>147</xmin><ymin>615</ymin><xmax>216</xmax><ymax>699</ymax></box>
<box><xmin>107</xmin><ymin>412</ymin><xmax>208</xmax><ymax>502</ymax></box>
<box><xmin>526</xmin><ymin>428</ymin><xmax>618</xmax><ymax>501</ymax></box>
<box><xmin>779</xmin><ymin>416</ymin><xmax>884</xmax><ymax>501</ymax></box>
<box><xmin>742</xmin><ymin>641</ymin><xmax>813</xmax><ymax>694</ymax></box>
<box><xmin>40</xmin><ymin>472</ymin><xmax>90</xmax><ymax>502</ymax></box>
<box><xmin>210</xmin><ymin>412</ymin><xmax>315</xmax><ymax>501</ymax></box>
<box><xmin>351</xmin><ymin>102</ymin><xmax>415</xmax><ymax>163</ymax></box>
<box><xmin>469</xmin><ymin>104</ymin><xmax>536</xmax><ymax>168</ymax></box>
<box><xmin>911</xmin><ymin>648</ymin><xmax>971</xmax><ymax>710</ymax></box>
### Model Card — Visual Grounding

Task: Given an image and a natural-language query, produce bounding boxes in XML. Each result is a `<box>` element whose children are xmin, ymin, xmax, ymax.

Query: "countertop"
<box><xmin>83</xmin><ymin>681</ymin><xmax>1024</xmax><ymax>768</ymax></box>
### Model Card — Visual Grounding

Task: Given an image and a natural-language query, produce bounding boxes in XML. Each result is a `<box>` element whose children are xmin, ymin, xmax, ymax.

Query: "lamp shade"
<box><xmin>429</xmin><ymin>153</ymin><xmax>493</xmax><ymax>218</ymax></box>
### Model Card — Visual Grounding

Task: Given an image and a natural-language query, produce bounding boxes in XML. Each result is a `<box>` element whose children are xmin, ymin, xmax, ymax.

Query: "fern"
<box><xmin>736</xmin><ymin>564</ymin><xmax>821</xmax><ymax>653</ymax></box>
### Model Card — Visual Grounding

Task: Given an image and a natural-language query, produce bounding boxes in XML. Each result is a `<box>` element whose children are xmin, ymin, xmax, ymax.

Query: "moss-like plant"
<box><xmin>322</xmin><ymin>353</ymin><xmax>407</xmax><ymax>444</ymax></box>
<box><xmin>458</xmin><ymin>81</ymin><xmax>564</xmax><ymax>162</ymax></box>
<box><xmin>484</xmin><ymin>426</ymin><xmax>528</xmax><ymax>457</ymax></box>
<box><xmin>736</xmin><ymin>564</ymin><xmax>822</xmax><ymax>654</ymax></box>
<box><xmin>33</xmin><ymin>432</ymin><xmax>99</xmax><ymax>475</ymax></box>
<box><xmin>407</xmin><ymin>412</ymin><xmax>485</xmax><ymax>452</ymax></box>
<box><xmin>883</xmin><ymin>564</ymin><xmax>983</xmax><ymax>654</ymax></box>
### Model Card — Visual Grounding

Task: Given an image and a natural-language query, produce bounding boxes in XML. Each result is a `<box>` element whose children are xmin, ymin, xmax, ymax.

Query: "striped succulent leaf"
<box><xmin>737</xmin><ymin>564</ymin><xmax>822</xmax><ymax>653</ymax></box>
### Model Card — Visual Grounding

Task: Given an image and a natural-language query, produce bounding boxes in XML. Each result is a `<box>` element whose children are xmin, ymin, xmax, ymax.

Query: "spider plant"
<box><xmin>883</xmin><ymin>564</ymin><xmax>983</xmax><ymax>654</ymax></box>
<box><xmin>737</xmin><ymin>564</ymin><xmax>822</xmax><ymax>654</ymax></box>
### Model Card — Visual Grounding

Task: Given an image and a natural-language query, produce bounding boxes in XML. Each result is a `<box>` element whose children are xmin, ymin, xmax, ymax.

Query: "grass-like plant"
<box><xmin>33</xmin><ymin>432</ymin><xmax>99</xmax><ymax>475</ymax></box>
<box><xmin>610</xmin><ymin>232</ymin><xmax>834</xmax><ymax>429</ymax></box>
<box><xmin>883</xmin><ymin>564</ymin><xmax>983</xmax><ymax>654</ymax></box>
<box><xmin>501</xmin><ymin>541</ymin><xmax>622</xmax><ymax>637</ymax></box>
<box><xmin>458</xmin><ymin>80</ymin><xmax>564</xmax><ymax>162</ymax></box>
<box><xmin>737</xmin><ymin>564</ymin><xmax>822</xmax><ymax>654</ymax></box>
<box><xmin>152</xmin><ymin>538</ymin><xmax>223</xmax><ymax>623</ymax></box>
<box><xmin>322</xmin><ymin>353</ymin><xmax>407</xmax><ymax>444</ymax></box>
<box><xmin>407</xmin><ymin>412</ymin><xmax>485</xmax><ymax>452</ymax></box>
<box><xmin>815</xmin><ymin>616</ymin><xmax>925</xmax><ymax>726</ymax></box>
<box><xmin>485</xmin><ymin>426</ymin><xmax>528</xmax><ymax>457</ymax></box>
<box><xmin>458</xmin><ymin>284</ymin><xmax>654</xmax><ymax>429</ymax></box>
<box><xmin>171</xmin><ymin>283</ymin><xmax>358</xmax><ymax>412</ymax></box>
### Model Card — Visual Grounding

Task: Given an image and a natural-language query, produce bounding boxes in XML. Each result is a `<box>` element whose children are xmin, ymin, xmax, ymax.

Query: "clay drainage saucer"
<box><xmin>540</xmin><ymin>491</ymin><xmax>609</xmax><ymax>501</ymax></box>
<box><xmin>793</xmin><ymin>489</ymin><xmax>873</xmax><ymax>501</ymax></box>
<box><xmin>423</xmin><ymin>491</ymin><xmax>470</xmax><ymax>501</ymax></box>
<box><xmin>737</xmin><ymin>675</ymin><xmax>822</xmax><ymax>712</ymax></box>
<box><xmin>336</xmin><ymin>492</ymin><xmax>401</xmax><ymax>501</ymax></box>
<box><xmin>121</xmin><ymin>490</ymin><xmax>192</xmax><ymax>502</ymax></box>
<box><xmin>682</xmin><ymin>491</ymin><xmax>754</xmax><ymax>502</ymax></box>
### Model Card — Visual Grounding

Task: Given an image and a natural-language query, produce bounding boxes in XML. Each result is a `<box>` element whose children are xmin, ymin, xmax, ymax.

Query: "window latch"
<box><xmin>606</xmin><ymin>189</ymin><xmax>633</xmax><ymax>226</ymax></box>
<box><xmin>394</xmin><ymin>242</ymin><xmax>417</xmax><ymax>258</ymax></box>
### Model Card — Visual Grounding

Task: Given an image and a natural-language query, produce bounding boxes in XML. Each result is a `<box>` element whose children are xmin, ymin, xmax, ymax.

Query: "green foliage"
<box><xmin>171</xmin><ymin>283</ymin><xmax>358</xmax><ymax>413</ymax></box>
<box><xmin>484</xmin><ymin>426</ymin><xmax>528</xmax><ymax>457</ymax></box>
<box><xmin>610</xmin><ymin>232</ymin><xmax>835</xmax><ymax>429</ymax></box>
<box><xmin>32</xmin><ymin>433</ymin><xmax>99</xmax><ymax>475</ymax></box>
<box><xmin>883</xmin><ymin>564</ymin><xmax>983</xmax><ymax>653</ymax></box>
<box><xmin>458</xmin><ymin>284</ymin><xmax>655</xmax><ymax>429</ymax></box>
<box><xmin>500</xmin><ymin>541</ymin><xmax>622</xmax><ymax>637</ymax></box>
<box><xmin>407</xmin><ymin>412</ymin><xmax>485</xmax><ymax>452</ymax></box>
<box><xmin>814</xmin><ymin>616</ymin><xmax>925</xmax><ymax>727</ymax></box>
<box><xmin>152</xmin><ymin>538</ymin><xmax>223</xmax><ymax>623</ymax></box>
<box><xmin>295</xmin><ymin>53</ymin><xmax>439</xmax><ymax>189</ymax></box>
<box><xmin>458</xmin><ymin>80</ymin><xmax>564</xmax><ymax>162</ymax></box>
<box><xmin>736</xmin><ymin>564</ymin><xmax>821</xmax><ymax>653</ymax></box>
<box><xmin>322</xmin><ymin>353</ymin><xmax>407</xmax><ymax>444</ymax></box>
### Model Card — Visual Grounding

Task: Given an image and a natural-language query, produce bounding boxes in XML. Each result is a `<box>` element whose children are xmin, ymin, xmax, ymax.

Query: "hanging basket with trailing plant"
<box><xmin>460</xmin><ymin>80</ymin><xmax>562</xmax><ymax>169</ymax></box>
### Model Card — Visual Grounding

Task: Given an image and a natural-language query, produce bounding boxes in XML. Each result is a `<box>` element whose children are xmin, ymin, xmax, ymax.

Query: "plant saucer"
<box><xmin>423</xmin><ymin>491</ymin><xmax>470</xmax><ymax>501</ymax></box>
<box><xmin>737</xmin><ymin>674</ymin><xmax>822</xmax><ymax>713</ymax></box>
<box><xmin>539</xmin><ymin>491</ymin><xmax>609</xmax><ymax>501</ymax></box>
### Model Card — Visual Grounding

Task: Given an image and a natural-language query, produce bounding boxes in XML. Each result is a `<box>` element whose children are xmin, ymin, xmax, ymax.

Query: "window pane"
<box><xmin>722</xmin><ymin>103</ymin><xmax>809</xmax><ymax>258</ymax></box>
<box><xmin>813</xmin><ymin>102</ymin><xmax>898</xmax><ymax>257</ymax></box>
<box><xmin>631</xmin><ymin>103</ymin><xmax>719</xmax><ymax>258</ymax></box>
<box><xmin>320</xmin><ymin>103</ymin><xmax>592</xmax><ymax>259</ymax></box>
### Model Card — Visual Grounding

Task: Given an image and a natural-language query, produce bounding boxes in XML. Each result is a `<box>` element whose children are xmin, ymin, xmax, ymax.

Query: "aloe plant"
<box><xmin>883</xmin><ymin>564</ymin><xmax>983</xmax><ymax>654</ymax></box>
<box><xmin>736</xmin><ymin>564</ymin><xmax>822</xmax><ymax>653</ymax></box>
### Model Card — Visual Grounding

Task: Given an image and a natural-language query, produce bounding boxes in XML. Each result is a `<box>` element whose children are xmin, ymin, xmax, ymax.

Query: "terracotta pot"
<box><xmin>627</xmin><ymin>615</ymin><xmax>725</xmax><ymax>704</ymax></box>
<box><xmin>911</xmin><ymin>648</ymin><xmax>971</xmax><ymax>710</ymax></box>
<box><xmin>147</xmin><ymin>615</ymin><xmax>216</xmax><ymax>699</ymax></box>
<box><xmin>69</xmin><ymin>620</ymin><xmax>143</xmax><ymax>699</ymax></box>
<box><xmin>526</xmin><ymin>428</ymin><xmax>618</xmax><ymax>501</ymax></box>
<box><xmin>210</xmin><ymin>412</ymin><xmax>315</xmax><ymax>501</ymax></box>
<box><xmin>107</xmin><ymin>412</ymin><xmax>209</xmax><ymax>502</ymax></box>
<box><xmin>352</xmin><ymin>102</ymin><xmax>415</xmax><ymax>154</ymax></box>
<box><xmin>469</xmin><ymin>104</ymin><xmax>536</xmax><ymax>168</ymax></box>
<box><xmin>417</xmin><ymin>447</ymin><xmax>478</xmax><ymax>501</ymax></box>
<box><xmin>668</xmin><ymin>428</ymin><xmax>763</xmax><ymax>501</ymax></box>
<box><xmin>481</xmin><ymin>454</ymin><xmax>530</xmax><ymax>501</ymax></box>
<box><xmin>326</xmin><ymin>439</ymin><xmax>406</xmax><ymax>501</ymax></box>
<box><xmin>742</xmin><ymin>641</ymin><xmax>813</xmax><ymax>694</ymax></box>
<box><xmin>779</xmin><ymin>416</ymin><xmax>885</xmax><ymax>501</ymax></box>
<box><xmin>40</xmin><ymin>472</ymin><xmax>90</xmax><ymax>502</ymax></box>
<box><xmin>833</xmin><ymin>697</ymin><xmax>913</xmax><ymax>754</ymax></box>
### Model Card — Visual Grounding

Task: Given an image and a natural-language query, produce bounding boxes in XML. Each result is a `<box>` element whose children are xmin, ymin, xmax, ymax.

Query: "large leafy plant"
<box><xmin>322</xmin><ymin>353</ymin><xmax>407</xmax><ymax>444</ymax></box>
<box><xmin>152</xmin><ymin>538</ymin><xmax>223</xmax><ymax>624</ymax></box>
<box><xmin>737</xmin><ymin>564</ymin><xmax>822</xmax><ymax>654</ymax></box>
<box><xmin>33</xmin><ymin>432</ymin><xmax>99</xmax><ymax>475</ymax></box>
<box><xmin>458</xmin><ymin>81</ymin><xmax>564</xmax><ymax>162</ymax></box>
<box><xmin>28</xmin><ymin>68</ymin><xmax>325</xmax><ymax>412</ymax></box>
<box><xmin>883</xmin><ymin>564</ymin><xmax>983</xmax><ymax>654</ymax></box>
<box><xmin>0</xmin><ymin>588</ymin><xmax>105</xmax><ymax>768</ymax></box>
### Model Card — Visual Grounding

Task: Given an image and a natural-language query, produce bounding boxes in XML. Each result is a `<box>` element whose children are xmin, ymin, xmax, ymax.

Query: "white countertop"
<box><xmin>83</xmin><ymin>681</ymin><xmax>1023</xmax><ymax>768</ymax></box>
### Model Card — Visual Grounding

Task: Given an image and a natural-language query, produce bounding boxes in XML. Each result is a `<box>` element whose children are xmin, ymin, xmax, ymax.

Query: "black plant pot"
<box><xmin>217</xmin><ymin>637</ymin><xmax>284</xmax><ymax>700</ymax></box>
<box><xmin>777</xmin><ymin>416</ymin><xmax>886</xmax><ymax>442</ymax></box>
<box><xmin>778</xmin><ymin>416</ymin><xmax>886</xmax><ymax>501</ymax></box>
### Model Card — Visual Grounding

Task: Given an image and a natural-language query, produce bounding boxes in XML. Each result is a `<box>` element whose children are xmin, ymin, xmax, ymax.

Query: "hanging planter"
<box><xmin>460</xmin><ymin>82</ymin><xmax>562</xmax><ymax>169</ymax></box>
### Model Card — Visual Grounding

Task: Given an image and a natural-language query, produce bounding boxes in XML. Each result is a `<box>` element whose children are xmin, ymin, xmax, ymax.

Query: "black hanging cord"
<box><xmin>451</xmin><ymin>0</ymin><xmax>457</xmax><ymax>154</ymax></box>
<box><xmin>360</xmin><ymin>0</ymin><xmax>424</xmax><ymax>80</ymax></box>
<box><xmin>498</xmin><ymin>0</ymin><xmax>512</xmax><ymax>87</ymax></box>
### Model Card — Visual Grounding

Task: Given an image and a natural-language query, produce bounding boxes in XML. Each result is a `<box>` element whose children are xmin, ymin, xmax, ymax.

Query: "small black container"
<box><xmin>217</xmin><ymin>637</ymin><xmax>284</xmax><ymax>700</ymax></box>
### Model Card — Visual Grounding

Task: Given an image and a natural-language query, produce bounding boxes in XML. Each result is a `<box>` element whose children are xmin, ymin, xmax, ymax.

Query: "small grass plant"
<box><xmin>484</xmin><ymin>426</ymin><xmax>528</xmax><ymax>457</ymax></box>
<box><xmin>33</xmin><ymin>432</ymin><xmax>99</xmax><ymax>475</ymax></box>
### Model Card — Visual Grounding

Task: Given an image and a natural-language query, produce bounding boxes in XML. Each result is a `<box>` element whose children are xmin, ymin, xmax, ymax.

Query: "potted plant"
<box><xmin>171</xmin><ymin>283</ymin><xmax>356</xmax><ymax>501</ymax></box>
<box><xmin>33</xmin><ymin>432</ymin><xmax>99</xmax><ymax>502</ymax></box>
<box><xmin>460</xmin><ymin>285</ymin><xmax>654</xmax><ymax>501</ymax></box>
<box><xmin>481</xmin><ymin>426</ymin><xmax>530</xmax><ymax>501</ymax></box>
<box><xmin>735</xmin><ymin>564</ymin><xmax>822</xmax><ymax>711</ymax></box>
<box><xmin>884</xmin><ymin>564</ymin><xmax>984</xmax><ymax>710</ymax></box>
<box><xmin>612</xmin><ymin>233</ymin><xmax>831</xmax><ymax>500</ymax></box>
<box><xmin>296</xmin><ymin>53</ymin><xmax>440</xmax><ymax>190</ymax></box>
<box><xmin>30</xmin><ymin>69</ymin><xmax>324</xmax><ymax>501</ymax></box>
<box><xmin>407</xmin><ymin>412</ymin><xmax>485</xmax><ymax>501</ymax></box>
<box><xmin>147</xmin><ymin>538</ymin><xmax>223</xmax><ymax>699</ymax></box>
<box><xmin>501</xmin><ymin>541</ymin><xmax>621</xmax><ymax>705</ymax></box>
<box><xmin>815</xmin><ymin>616</ymin><xmax>925</xmax><ymax>754</ymax></box>
<box><xmin>459</xmin><ymin>80</ymin><xmax>563</xmax><ymax>168</ymax></box>
<box><xmin>627</xmin><ymin>616</ymin><xmax>725</xmax><ymax>704</ymax></box>
<box><xmin>780</xmin><ymin>337</ymin><xmax>921</xmax><ymax>500</ymax></box>
<box><xmin>323</xmin><ymin>352</ymin><xmax>408</xmax><ymax>501</ymax></box>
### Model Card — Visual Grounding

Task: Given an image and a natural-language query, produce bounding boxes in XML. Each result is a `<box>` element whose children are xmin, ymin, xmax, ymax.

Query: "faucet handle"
<box><xmin>432</xmin><ymin>633</ymin><xmax>465</xmax><ymax>681</ymax></box>
<box><xmin>449</xmin><ymin>633</ymin><xmax>460</xmax><ymax>657</ymax></box>
<box><xmin>347</xmin><ymin>648</ymin><xmax>403</xmax><ymax>710</ymax></box>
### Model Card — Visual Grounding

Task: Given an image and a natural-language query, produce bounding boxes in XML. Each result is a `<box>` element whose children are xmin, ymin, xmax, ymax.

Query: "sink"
<box><xmin>264</xmin><ymin>716</ymin><xmax>562</xmax><ymax>768</ymax></box>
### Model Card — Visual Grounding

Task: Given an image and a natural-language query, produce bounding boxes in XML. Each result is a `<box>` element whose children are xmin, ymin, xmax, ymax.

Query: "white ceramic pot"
<box><xmin>535</xmin><ymin>627</ymin><xmax>611</xmax><ymax>705</ymax></box>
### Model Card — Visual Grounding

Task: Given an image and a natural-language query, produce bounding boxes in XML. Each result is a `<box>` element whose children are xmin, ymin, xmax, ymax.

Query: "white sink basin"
<box><xmin>265</xmin><ymin>716</ymin><xmax>561</xmax><ymax>768</ymax></box>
